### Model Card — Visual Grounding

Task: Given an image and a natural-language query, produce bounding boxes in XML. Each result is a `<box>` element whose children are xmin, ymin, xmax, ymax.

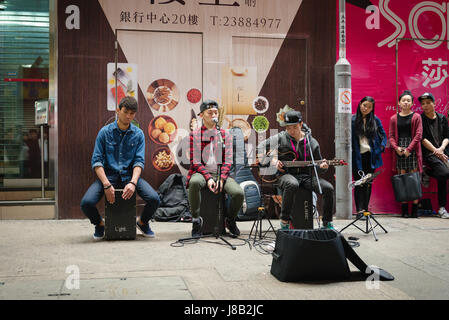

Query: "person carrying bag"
<box><xmin>388</xmin><ymin>90</ymin><xmax>423</xmax><ymax>218</ymax></box>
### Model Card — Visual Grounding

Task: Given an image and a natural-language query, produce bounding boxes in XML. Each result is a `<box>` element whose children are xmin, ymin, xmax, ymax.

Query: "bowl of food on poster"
<box><xmin>148</xmin><ymin>115</ymin><xmax>178</xmax><ymax>145</ymax></box>
<box><xmin>152</xmin><ymin>147</ymin><xmax>175</xmax><ymax>172</ymax></box>
<box><xmin>252</xmin><ymin>96</ymin><xmax>269</xmax><ymax>113</ymax></box>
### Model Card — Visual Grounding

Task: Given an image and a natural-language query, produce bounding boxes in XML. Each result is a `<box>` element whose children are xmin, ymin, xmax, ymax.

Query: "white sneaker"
<box><xmin>438</xmin><ymin>207</ymin><xmax>449</xmax><ymax>219</ymax></box>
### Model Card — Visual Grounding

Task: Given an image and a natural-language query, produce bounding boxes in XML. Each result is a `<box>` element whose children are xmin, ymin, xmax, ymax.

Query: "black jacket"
<box><xmin>421</xmin><ymin>112</ymin><xmax>449</xmax><ymax>159</ymax></box>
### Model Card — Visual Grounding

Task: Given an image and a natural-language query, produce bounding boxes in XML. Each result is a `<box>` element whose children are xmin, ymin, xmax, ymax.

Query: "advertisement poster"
<box><xmin>346</xmin><ymin>0</ymin><xmax>449</xmax><ymax>213</ymax></box>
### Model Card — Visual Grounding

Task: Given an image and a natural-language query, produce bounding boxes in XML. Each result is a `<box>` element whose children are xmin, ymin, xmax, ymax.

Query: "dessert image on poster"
<box><xmin>146</xmin><ymin>79</ymin><xmax>180</xmax><ymax>112</ymax></box>
<box><xmin>148</xmin><ymin>115</ymin><xmax>178</xmax><ymax>145</ymax></box>
<box><xmin>107</xmin><ymin>63</ymin><xmax>138</xmax><ymax>111</ymax></box>
<box><xmin>221</xmin><ymin>66</ymin><xmax>257</xmax><ymax>115</ymax></box>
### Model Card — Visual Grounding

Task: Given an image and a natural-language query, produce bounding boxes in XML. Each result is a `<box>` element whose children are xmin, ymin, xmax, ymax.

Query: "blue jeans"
<box><xmin>80</xmin><ymin>178</ymin><xmax>160</xmax><ymax>226</ymax></box>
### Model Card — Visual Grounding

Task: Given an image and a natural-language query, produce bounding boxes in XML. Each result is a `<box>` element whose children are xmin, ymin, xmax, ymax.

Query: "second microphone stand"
<box><xmin>304</xmin><ymin>128</ymin><xmax>322</xmax><ymax>229</ymax></box>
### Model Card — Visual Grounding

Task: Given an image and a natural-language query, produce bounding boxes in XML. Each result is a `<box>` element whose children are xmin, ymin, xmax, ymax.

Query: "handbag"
<box><xmin>391</xmin><ymin>171</ymin><xmax>422</xmax><ymax>202</ymax></box>
<box><xmin>270</xmin><ymin>229</ymin><xmax>394</xmax><ymax>282</ymax></box>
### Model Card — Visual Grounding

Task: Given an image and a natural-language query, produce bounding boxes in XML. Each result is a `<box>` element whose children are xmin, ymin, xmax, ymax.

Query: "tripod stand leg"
<box><xmin>369</xmin><ymin>214</ymin><xmax>388</xmax><ymax>234</ymax></box>
<box><xmin>366</xmin><ymin>215</ymin><xmax>378</xmax><ymax>241</ymax></box>
<box><xmin>220</xmin><ymin>236</ymin><xmax>236</xmax><ymax>250</ymax></box>
<box><xmin>340</xmin><ymin>214</ymin><xmax>364</xmax><ymax>232</ymax></box>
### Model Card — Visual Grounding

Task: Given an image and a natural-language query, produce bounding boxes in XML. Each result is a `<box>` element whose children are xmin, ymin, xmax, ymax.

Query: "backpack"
<box><xmin>229</xmin><ymin>127</ymin><xmax>261</xmax><ymax>221</ymax></box>
<box><xmin>154</xmin><ymin>173</ymin><xmax>192</xmax><ymax>222</ymax></box>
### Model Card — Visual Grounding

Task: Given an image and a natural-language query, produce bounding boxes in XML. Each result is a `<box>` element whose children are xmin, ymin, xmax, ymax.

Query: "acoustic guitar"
<box><xmin>255</xmin><ymin>151</ymin><xmax>348</xmax><ymax>183</ymax></box>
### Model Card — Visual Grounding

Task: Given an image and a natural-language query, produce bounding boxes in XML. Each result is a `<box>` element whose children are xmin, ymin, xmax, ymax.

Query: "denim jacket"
<box><xmin>91</xmin><ymin>121</ymin><xmax>145</xmax><ymax>183</ymax></box>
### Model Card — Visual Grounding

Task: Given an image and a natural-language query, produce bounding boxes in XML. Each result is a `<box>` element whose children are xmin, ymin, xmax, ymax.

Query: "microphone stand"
<box><xmin>304</xmin><ymin>129</ymin><xmax>322</xmax><ymax>194</ymax></box>
<box><xmin>214</xmin><ymin>121</ymin><xmax>236</xmax><ymax>250</ymax></box>
<box><xmin>176</xmin><ymin>120</ymin><xmax>236</xmax><ymax>250</ymax></box>
<box><xmin>304</xmin><ymin>128</ymin><xmax>322</xmax><ymax>227</ymax></box>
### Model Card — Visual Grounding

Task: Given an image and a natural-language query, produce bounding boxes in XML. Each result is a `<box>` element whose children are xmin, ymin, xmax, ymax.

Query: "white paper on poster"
<box><xmin>107</xmin><ymin>63</ymin><xmax>138</xmax><ymax>111</ymax></box>
<box><xmin>338</xmin><ymin>88</ymin><xmax>352</xmax><ymax>114</ymax></box>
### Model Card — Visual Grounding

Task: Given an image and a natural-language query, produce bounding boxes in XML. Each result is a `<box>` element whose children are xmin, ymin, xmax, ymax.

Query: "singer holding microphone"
<box><xmin>186</xmin><ymin>100</ymin><xmax>244</xmax><ymax>238</ymax></box>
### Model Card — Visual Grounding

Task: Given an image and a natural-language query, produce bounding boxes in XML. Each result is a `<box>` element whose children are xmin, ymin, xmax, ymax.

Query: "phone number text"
<box><xmin>210</xmin><ymin>16</ymin><xmax>281</xmax><ymax>29</ymax></box>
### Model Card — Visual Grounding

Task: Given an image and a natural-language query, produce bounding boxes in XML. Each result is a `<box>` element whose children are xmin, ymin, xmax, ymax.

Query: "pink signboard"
<box><xmin>345</xmin><ymin>0</ymin><xmax>449</xmax><ymax>214</ymax></box>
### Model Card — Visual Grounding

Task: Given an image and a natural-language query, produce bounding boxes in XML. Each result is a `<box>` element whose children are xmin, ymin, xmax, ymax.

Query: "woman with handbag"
<box><xmin>352</xmin><ymin>97</ymin><xmax>387</xmax><ymax>219</ymax></box>
<box><xmin>388</xmin><ymin>90</ymin><xmax>423</xmax><ymax>218</ymax></box>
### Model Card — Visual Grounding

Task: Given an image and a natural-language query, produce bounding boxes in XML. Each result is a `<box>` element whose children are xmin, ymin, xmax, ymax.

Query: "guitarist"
<box><xmin>257</xmin><ymin>110</ymin><xmax>335</xmax><ymax>230</ymax></box>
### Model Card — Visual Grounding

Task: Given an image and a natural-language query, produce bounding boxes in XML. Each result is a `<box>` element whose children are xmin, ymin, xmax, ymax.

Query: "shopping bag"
<box><xmin>391</xmin><ymin>171</ymin><xmax>422</xmax><ymax>202</ymax></box>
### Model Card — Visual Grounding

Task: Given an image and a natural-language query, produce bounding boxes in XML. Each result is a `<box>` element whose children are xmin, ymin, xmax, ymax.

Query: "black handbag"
<box><xmin>270</xmin><ymin>229</ymin><xmax>394</xmax><ymax>282</ymax></box>
<box><xmin>391</xmin><ymin>171</ymin><xmax>422</xmax><ymax>202</ymax></box>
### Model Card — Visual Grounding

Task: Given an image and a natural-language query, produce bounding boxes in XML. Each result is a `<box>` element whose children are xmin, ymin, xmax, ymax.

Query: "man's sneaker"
<box><xmin>322</xmin><ymin>221</ymin><xmax>336</xmax><ymax>230</ymax></box>
<box><xmin>280</xmin><ymin>220</ymin><xmax>290</xmax><ymax>231</ymax></box>
<box><xmin>225</xmin><ymin>217</ymin><xmax>240</xmax><ymax>237</ymax></box>
<box><xmin>438</xmin><ymin>207</ymin><xmax>449</xmax><ymax>219</ymax></box>
<box><xmin>93</xmin><ymin>224</ymin><xmax>105</xmax><ymax>241</ymax></box>
<box><xmin>136</xmin><ymin>221</ymin><xmax>155</xmax><ymax>238</ymax></box>
<box><xmin>191</xmin><ymin>217</ymin><xmax>203</xmax><ymax>238</ymax></box>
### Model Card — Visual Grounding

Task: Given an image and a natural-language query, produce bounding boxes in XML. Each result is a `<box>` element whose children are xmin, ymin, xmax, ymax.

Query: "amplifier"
<box><xmin>104</xmin><ymin>190</ymin><xmax>136</xmax><ymax>240</ymax></box>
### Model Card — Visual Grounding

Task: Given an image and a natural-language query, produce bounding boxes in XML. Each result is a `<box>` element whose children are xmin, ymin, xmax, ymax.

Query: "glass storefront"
<box><xmin>0</xmin><ymin>0</ymin><xmax>53</xmax><ymax>201</ymax></box>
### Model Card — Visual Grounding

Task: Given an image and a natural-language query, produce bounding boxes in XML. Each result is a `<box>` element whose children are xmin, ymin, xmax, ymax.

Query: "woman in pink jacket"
<box><xmin>388</xmin><ymin>90</ymin><xmax>423</xmax><ymax>218</ymax></box>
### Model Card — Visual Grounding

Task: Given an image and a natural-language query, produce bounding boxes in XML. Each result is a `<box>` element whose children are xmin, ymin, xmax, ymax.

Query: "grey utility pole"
<box><xmin>335</xmin><ymin>0</ymin><xmax>352</xmax><ymax>219</ymax></box>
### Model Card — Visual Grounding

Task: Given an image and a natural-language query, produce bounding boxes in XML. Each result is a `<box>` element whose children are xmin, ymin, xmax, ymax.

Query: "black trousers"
<box><xmin>278</xmin><ymin>173</ymin><xmax>334</xmax><ymax>223</ymax></box>
<box><xmin>353</xmin><ymin>152</ymin><xmax>375</xmax><ymax>212</ymax></box>
<box><xmin>425</xmin><ymin>155</ymin><xmax>449</xmax><ymax>208</ymax></box>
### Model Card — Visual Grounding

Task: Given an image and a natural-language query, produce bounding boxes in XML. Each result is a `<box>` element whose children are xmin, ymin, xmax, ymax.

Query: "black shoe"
<box><xmin>225</xmin><ymin>217</ymin><xmax>240</xmax><ymax>237</ymax></box>
<box><xmin>401</xmin><ymin>203</ymin><xmax>409</xmax><ymax>218</ymax></box>
<box><xmin>191</xmin><ymin>217</ymin><xmax>203</xmax><ymax>238</ymax></box>
<box><xmin>411</xmin><ymin>204</ymin><xmax>418</xmax><ymax>218</ymax></box>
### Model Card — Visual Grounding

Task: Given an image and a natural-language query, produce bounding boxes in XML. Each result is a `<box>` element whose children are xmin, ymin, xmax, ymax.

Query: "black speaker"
<box><xmin>104</xmin><ymin>191</ymin><xmax>136</xmax><ymax>240</ymax></box>
<box><xmin>270</xmin><ymin>229</ymin><xmax>395</xmax><ymax>282</ymax></box>
<box><xmin>271</xmin><ymin>229</ymin><xmax>350</xmax><ymax>282</ymax></box>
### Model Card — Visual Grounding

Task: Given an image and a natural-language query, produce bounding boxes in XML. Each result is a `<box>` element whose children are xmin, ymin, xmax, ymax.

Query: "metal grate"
<box><xmin>0</xmin><ymin>8</ymin><xmax>49</xmax><ymax>177</ymax></box>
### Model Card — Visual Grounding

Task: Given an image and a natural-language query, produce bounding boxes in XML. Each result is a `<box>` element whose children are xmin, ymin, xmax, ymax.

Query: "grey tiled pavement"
<box><xmin>0</xmin><ymin>215</ymin><xmax>448</xmax><ymax>301</ymax></box>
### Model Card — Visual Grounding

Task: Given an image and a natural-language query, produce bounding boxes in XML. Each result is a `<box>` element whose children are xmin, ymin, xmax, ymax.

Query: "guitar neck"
<box><xmin>282</xmin><ymin>160</ymin><xmax>325</xmax><ymax>167</ymax></box>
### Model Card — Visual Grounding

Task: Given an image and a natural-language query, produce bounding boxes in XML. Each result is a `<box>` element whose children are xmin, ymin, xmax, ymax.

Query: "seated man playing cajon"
<box><xmin>186</xmin><ymin>100</ymin><xmax>244</xmax><ymax>237</ymax></box>
<box><xmin>80</xmin><ymin>96</ymin><xmax>160</xmax><ymax>240</ymax></box>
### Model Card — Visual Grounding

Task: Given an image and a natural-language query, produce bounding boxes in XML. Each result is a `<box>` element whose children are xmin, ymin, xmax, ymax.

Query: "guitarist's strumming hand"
<box><xmin>276</xmin><ymin>160</ymin><xmax>285</xmax><ymax>173</ymax></box>
<box><xmin>320</xmin><ymin>159</ymin><xmax>329</xmax><ymax>170</ymax></box>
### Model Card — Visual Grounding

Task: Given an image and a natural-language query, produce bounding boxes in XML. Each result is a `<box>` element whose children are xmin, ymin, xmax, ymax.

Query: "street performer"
<box><xmin>186</xmin><ymin>100</ymin><xmax>244</xmax><ymax>237</ymax></box>
<box><xmin>257</xmin><ymin>110</ymin><xmax>335</xmax><ymax>230</ymax></box>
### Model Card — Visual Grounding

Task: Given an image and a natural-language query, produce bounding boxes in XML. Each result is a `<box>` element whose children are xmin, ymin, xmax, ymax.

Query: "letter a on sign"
<box><xmin>66</xmin><ymin>5</ymin><xmax>80</xmax><ymax>30</ymax></box>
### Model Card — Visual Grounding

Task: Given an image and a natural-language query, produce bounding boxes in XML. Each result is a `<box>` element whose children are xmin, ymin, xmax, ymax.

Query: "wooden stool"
<box><xmin>200</xmin><ymin>188</ymin><xmax>225</xmax><ymax>235</ymax></box>
<box><xmin>104</xmin><ymin>190</ymin><xmax>136</xmax><ymax>240</ymax></box>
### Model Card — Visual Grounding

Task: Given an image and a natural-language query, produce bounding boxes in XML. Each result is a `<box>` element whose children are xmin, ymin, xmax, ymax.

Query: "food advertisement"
<box><xmin>221</xmin><ymin>66</ymin><xmax>257</xmax><ymax>115</ymax></box>
<box><xmin>146</xmin><ymin>78</ymin><xmax>180</xmax><ymax>112</ymax></box>
<box><xmin>148</xmin><ymin>115</ymin><xmax>178</xmax><ymax>145</ymax></box>
<box><xmin>107</xmin><ymin>63</ymin><xmax>138</xmax><ymax>111</ymax></box>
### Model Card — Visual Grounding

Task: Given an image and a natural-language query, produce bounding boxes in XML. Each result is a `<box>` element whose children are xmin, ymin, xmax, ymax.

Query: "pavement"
<box><xmin>0</xmin><ymin>215</ymin><xmax>449</xmax><ymax>303</ymax></box>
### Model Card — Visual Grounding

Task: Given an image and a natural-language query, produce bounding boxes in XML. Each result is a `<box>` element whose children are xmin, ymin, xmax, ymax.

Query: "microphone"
<box><xmin>302</xmin><ymin>123</ymin><xmax>311</xmax><ymax>133</ymax></box>
<box><xmin>212</xmin><ymin>117</ymin><xmax>219</xmax><ymax>124</ymax></box>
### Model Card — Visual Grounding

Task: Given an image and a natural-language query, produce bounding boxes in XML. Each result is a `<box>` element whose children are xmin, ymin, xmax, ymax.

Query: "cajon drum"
<box><xmin>105</xmin><ymin>190</ymin><xmax>136</xmax><ymax>240</ymax></box>
<box><xmin>290</xmin><ymin>187</ymin><xmax>314</xmax><ymax>229</ymax></box>
<box><xmin>200</xmin><ymin>188</ymin><xmax>226</xmax><ymax>235</ymax></box>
